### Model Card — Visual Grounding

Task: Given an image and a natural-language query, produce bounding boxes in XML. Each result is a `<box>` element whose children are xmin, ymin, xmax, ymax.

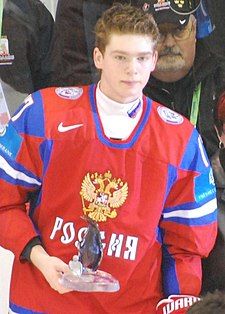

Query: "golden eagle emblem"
<box><xmin>80</xmin><ymin>171</ymin><xmax>128</xmax><ymax>222</ymax></box>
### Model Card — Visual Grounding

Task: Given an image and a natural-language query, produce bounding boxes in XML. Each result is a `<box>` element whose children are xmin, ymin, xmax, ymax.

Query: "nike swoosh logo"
<box><xmin>179</xmin><ymin>19</ymin><xmax>186</xmax><ymax>25</ymax></box>
<box><xmin>58</xmin><ymin>122</ymin><xmax>83</xmax><ymax>132</ymax></box>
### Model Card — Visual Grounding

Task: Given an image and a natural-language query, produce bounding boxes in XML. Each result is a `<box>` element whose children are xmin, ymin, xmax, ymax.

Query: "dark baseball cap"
<box><xmin>140</xmin><ymin>0</ymin><xmax>201</xmax><ymax>28</ymax></box>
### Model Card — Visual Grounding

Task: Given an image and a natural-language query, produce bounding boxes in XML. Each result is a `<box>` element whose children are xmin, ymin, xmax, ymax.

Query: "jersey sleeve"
<box><xmin>0</xmin><ymin>92</ymin><xmax>45</xmax><ymax>260</ymax></box>
<box><xmin>160</xmin><ymin>128</ymin><xmax>217</xmax><ymax>297</ymax></box>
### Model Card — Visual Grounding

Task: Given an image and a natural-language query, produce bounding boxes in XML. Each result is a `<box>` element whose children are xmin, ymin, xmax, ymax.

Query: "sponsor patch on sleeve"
<box><xmin>0</xmin><ymin>124</ymin><xmax>22</xmax><ymax>159</ymax></box>
<box><xmin>55</xmin><ymin>87</ymin><xmax>83</xmax><ymax>100</ymax></box>
<box><xmin>194</xmin><ymin>168</ymin><xmax>216</xmax><ymax>203</ymax></box>
<box><xmin>157</xmin><ymin>106</ymin><xmax>184</xmax><ymax>125</ymax></box>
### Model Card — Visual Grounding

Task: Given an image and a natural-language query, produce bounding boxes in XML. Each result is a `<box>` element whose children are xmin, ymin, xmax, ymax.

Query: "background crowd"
<box><xmin>1</xmin><ymin>0</ymin><xmax>225</xmax><ymax>116</ymax></box>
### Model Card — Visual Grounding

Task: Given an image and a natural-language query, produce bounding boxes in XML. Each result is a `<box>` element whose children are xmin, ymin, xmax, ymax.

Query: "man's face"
<box><xmin>93</xmin><ymin>33</ymin><xmax>157</xmax><ymax>103</ymax></box>
<box><xmin>153</xmin><ymin>16</ymin><xmax>196</xmax><ymax>76</ymax></box>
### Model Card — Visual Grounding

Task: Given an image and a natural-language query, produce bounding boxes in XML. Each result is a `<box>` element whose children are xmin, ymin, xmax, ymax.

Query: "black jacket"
<box><xmin>205</xmin><ymin>0</ymin><xmax>225</xmax><ymax>57</ymax></box>
<box><xmin>145</xmin><ymin>41</ymin><xmax>225</xmax><ymax>157</ymax></box>
<box><xmin>48</xmin><ymin>0</ymin><xmax>113</xmax><ymax>87</ymax></box>
<box><xmin>0</xmin><ymin>0</ymin><xmax>54</xmax><ymax>94</ymax></box>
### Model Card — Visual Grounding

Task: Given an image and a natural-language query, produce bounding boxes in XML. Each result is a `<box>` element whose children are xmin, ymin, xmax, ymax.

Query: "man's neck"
<box><xmin>151</xmin><ymin>68</ymin><xmax>191</xmax><ymax>83</ymax></box>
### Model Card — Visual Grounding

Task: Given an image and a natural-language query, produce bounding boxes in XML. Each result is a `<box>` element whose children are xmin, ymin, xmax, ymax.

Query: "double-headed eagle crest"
<box><xmin>80</xmin><ymin>171</ymin><xmax>128</xmax><ymax>222</ymax></box>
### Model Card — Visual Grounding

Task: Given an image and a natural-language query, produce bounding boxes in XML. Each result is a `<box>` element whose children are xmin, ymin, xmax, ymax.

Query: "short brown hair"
<box><xmin>95</xmin><ymin>3</ymin><xmax>159</xmax><ymax>53</ymax></box>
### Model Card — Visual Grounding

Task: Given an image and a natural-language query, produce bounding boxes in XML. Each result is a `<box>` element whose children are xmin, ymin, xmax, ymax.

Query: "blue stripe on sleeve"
<box><xmin>163</xmin><ymin>196</ymin><xmax>217</xmax><ymax>226</ymax></box>
<box><xmin>0</xmin><ymin>155</ymin><xmax>41</xmax><ymax>188</ymax></box>
<box><xmin>163</xmin><ymin>210</ymin><xmax>217</xmax><ymax>226</ymax></box>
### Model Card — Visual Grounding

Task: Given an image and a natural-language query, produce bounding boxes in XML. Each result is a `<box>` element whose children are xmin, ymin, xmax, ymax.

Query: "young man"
<box><xmin>0</xmin><ymin>4</ymin><xmax>217</xmax><ymax>314</ymax></box>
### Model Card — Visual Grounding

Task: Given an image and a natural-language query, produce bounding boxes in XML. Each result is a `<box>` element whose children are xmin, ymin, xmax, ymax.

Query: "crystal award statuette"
<box><xmin>60</xmin><ymin>216</ymin><xmax>120</xmax><ymax>292</ymax></box>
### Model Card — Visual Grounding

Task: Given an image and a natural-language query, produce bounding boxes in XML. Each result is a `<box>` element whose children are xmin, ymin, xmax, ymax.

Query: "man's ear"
<box><xmin>93</xmin><ymin>47</ymin><xmax>103</xmax><ymax>70</ymax></box>
<box><xmin>191</xmin><ymin>15</ymin><xmax>197</xmax><ymax>40</ymax></box>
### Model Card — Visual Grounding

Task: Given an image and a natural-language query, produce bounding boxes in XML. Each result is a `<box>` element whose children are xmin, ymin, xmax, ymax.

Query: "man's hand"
<box><xmin>156</xmin><ymin>295</ymin><xmax>201</xmax><ymax>314</ymax></box>
<box><xmin>30</xmin><ymin>245</ymin><xmax>73</xmax><ymax>294</ymax></box>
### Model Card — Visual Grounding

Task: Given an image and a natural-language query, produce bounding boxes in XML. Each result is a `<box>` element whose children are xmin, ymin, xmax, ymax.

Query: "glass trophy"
<box><xmin>60</xmin><ymin>216</ymin><xmax>120</xmax><ymax>292</ymax></box>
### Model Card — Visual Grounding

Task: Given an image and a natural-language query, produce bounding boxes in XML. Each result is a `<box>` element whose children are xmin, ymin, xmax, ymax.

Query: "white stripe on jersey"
<box><xmin>198</xmin><ymin>135</ymin><xmax>209</xmax><ymax>167</ymax></box>
<box><xmin>163</xmin><ymin>198</ymin><xmax>217</xmax><ymax>219</ymax></box>
<box><xmin>11</xmin><ymin>94</ymin><xmax>34</xmax><ymax>122</ymax></box>
<box><xmin>0</xmin><ymin>156</ymin><xmax>41</xmax><ymax>186</ymax></box>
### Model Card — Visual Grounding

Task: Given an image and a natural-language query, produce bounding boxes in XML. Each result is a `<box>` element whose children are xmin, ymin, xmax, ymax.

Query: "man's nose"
<box><xmin>162</xmin><ymin>33</ymin><xmax>177</xmax><ymax>47</ymax></box>
<box><xmin>125</xmin><ymin>58</ymin><xmax>138</xmax><ymax>75</ymax></box>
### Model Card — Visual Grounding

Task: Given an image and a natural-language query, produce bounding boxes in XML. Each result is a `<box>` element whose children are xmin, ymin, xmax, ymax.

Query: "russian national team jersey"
<box><xmin>0</xmin><ymin>85</ymin><xmax>217</xmax><ymax>314</ymax></box>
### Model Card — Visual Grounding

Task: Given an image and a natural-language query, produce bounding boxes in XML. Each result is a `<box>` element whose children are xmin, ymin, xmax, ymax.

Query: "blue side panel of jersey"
<box><xmin>39</xmin><ymin>139</ymin><xmax>53</xmax><ymax>175</ymax></box>
<box><xmin>12</xmin><ymin>91</ymin><xmax>45</xmax><ymax>138</ymax></box>
<box><xmin>164</xmin><ymin>164</ymin><xmax>178</xmax><ymax>202</ymax></box>
<box><xmin>162</xmin><ymin>243</ymin><xmax>180</xmax><ymax>296</ymax></box>
<box><xmin>28</xmin><ymin>140</ymin><xmax>54</xmax><ymax>217</ymax></box>
<box><xmin>156</xmin><ymin>226</ymin><xmax>163</xmax><ymax>244</ymax></box>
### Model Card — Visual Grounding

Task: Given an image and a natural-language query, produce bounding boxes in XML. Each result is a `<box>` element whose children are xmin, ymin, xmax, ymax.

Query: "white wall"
<box><xmin>0</xmin><ymin>247</ymin><xmax>14</xmax><ymax>314</ymax></box>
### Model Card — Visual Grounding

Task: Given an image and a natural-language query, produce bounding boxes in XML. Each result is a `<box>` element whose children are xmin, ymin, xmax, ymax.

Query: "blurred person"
<box><xmin>46</xmin><ymin>0</ymin><xmax>113</xmax><ymax>87</ymax></box>
<box><xmin>202</xmin><ymin>92</ymin><xmax>225</xmax><ymax>293</ymax></box>
<box><xmin>0</xmin><ymin>0</ymin><xmax>54</xmax><ymax>114</ymax></box>
<box><xmin>144</xmin><ymin>0</ymin><xmax>225</xmax><ymax>157</ymax></box>
<box><xmin>0</xmin><ymin>3</ymin><xmax>217</xmax><ymax>313</ymax></box>
<box><xmin>142</xmin><ymin>0</ymin><xmax>225</xmax><ymax>295</ymax></box>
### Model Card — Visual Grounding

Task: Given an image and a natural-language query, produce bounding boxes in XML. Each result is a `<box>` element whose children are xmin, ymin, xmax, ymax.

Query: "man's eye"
<box><xmin>138</xmin><ymin>56</ymin><xmax>148</xmax><ymax>61</ymax></box>
<box><xmin>174</xmin><ymin>28</ymin><xmax>186</xmax><ymax>38</ymax></box>
<box><xmin>115</xmin><ymin>55</ymin><xmax>125</xmax><ymax>61</ymax></box>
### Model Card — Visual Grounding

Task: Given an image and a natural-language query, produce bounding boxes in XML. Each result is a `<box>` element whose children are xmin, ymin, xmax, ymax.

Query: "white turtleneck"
<box><xmin>96</xmin><ymin>83</ymin><xmax>143</xmax><ymax>140</ymax></box>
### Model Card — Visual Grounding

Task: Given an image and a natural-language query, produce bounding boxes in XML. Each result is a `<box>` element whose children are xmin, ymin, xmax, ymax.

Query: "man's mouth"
<box><xmin>159</xmin><ymin>47</ymin><xmax>182</xmax><ymax>57</ymax></box>
<box><xmin>159</xmin><ymin>52</ymin><xmax>181</xmax><ymax>57</ymax></box>
<box><xmin>122</xmin><ymin>81</ymin><xmax>139</xmax><ymax>85</ymax></box>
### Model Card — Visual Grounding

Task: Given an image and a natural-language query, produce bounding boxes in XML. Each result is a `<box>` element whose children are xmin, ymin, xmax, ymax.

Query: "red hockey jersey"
<box><xmin>0</xmin><ymin>85</ymin><xmax>217</xmax><ymax>313</ymax></box>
